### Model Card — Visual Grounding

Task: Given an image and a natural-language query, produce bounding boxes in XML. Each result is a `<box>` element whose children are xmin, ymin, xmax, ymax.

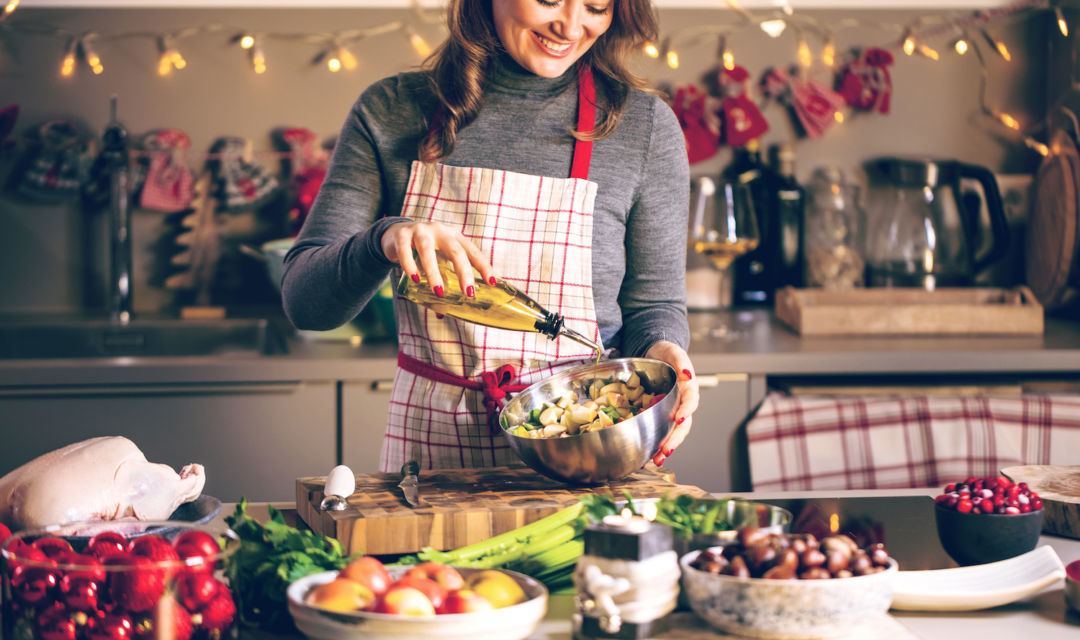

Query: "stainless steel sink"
<box><xmin>0</xmin><ymin>318</ymin><xmax>288</xmax><ymax>359</ymax></box>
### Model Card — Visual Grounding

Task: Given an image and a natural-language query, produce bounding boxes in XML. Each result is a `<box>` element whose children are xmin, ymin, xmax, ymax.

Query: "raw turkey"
<box><xmin>0</xmin><ymin>436</ymin><xmax>205</xmax><ymax>530</ymax></box>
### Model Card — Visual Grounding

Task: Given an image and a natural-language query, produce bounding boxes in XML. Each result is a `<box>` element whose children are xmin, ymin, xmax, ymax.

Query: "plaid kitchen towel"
<box><xmin>747</xmin><ymin>391</ymin><xmax>1080</xmax><ymax>491</ymax></box>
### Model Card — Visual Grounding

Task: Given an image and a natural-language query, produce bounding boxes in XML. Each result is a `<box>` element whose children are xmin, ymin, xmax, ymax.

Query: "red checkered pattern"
<box><xmin>747</xmin><ymin>391</ymin><xmax>1080</xmax><ymax>491</ymax></box>
<box><xmin>382</xmin><ymin>160</ymin><xmax>602</xmax><ymax>472</ymax></box>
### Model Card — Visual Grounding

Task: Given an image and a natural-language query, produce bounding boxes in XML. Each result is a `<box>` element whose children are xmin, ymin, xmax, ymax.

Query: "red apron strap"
<box><xmin>397</xmin><ymin>352</ymin><xmax>528</xmax><ymax>433</ymax></box>
<box><xmin>570</xmin><ymin>64</ymin><xmax>596</xmax><ymax>181</ymax></box>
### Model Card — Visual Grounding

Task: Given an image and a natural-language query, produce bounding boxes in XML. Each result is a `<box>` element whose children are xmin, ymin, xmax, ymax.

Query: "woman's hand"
<box><xmin>382</xmin><ymin>220</ymin><xmax>495</xmax><ymax>297</ymax></box>
<box><xmin>644</xmin><ymin>340</ymin><xmax>699</xmax><ymax>467</ymax></box>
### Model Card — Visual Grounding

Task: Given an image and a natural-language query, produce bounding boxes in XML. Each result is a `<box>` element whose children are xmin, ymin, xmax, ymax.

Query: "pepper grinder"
<box><xmin>572</xmin><ymin>514</ymin><xmax>679</xmax><ymax>639</ymax></box>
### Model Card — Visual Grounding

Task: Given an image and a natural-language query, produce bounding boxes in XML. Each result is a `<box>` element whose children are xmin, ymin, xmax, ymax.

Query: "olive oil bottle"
<box><xmin>396</xmin><ymin>254</ymin><xmax>602</xmax><ymax>356</ymax></box>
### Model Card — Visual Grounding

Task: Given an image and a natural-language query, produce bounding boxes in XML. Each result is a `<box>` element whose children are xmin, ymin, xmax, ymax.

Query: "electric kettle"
<box><xmin>863</xmin><ymin>158</ymin><xmax>1009</xmax><ymax>289</ymax></box>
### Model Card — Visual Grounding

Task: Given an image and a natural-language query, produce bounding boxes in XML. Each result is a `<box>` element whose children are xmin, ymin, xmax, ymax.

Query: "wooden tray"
<box><xmin>774</xmin><ymin>286</ymin><xmax>1044</xmax><ymax>336</ymax></box>
<box><xmin>296</xmin><ymin>465</ymin><xmax>709</xmax><ymax>556</ymax></box>
<box><xmin>1002</xmin><ymin>464</ymin><xmax>1080</xmax><ymax>540</ymax></box>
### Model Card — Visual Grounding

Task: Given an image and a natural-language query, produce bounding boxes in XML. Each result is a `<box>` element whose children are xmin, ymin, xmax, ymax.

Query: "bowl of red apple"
<box><xmin>0</xmin><ymin>519</ymin><xmax>237</xmax><ymax>640</ymax></box>
<box><xmin>933</xmin><ymin>474</ymin><xmax>1045</xmax><ymax>566</ymax></box>
<box><xmin>286</xmin><ymin>556</ymin><xmax>547</xmax><ymax>640</ymax></box>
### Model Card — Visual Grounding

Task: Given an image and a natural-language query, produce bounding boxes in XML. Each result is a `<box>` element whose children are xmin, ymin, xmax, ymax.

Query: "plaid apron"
<box><xmin>380</xmin><ymin>67</ymin><xmax>604</xmax><ymax>471</ymax></box>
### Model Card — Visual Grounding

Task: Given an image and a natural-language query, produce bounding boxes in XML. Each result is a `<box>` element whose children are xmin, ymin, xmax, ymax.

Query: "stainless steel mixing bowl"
<box><xmin>499</xmin><ymin>357</ymin><xmax>678</xmax><ymax>485</ymax></box>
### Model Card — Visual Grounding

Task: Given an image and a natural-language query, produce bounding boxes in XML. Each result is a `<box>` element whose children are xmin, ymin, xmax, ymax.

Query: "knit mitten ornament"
<box><xmin>671</xmin><ymin>85</ymin><xmax>720</xmax><ymax>164</ymax></box>
<box><xmin>277</xmin><ymin>127</ymin><xmax>329</xmax><ymax>233</ymax></box>
<box><xmin>139</xmin><ymin>129</ymin><xmax>194</xmax><ymax>212</ymax></box>
<box><xmin>718</xmin><ymin>66</ymin><xmax>769</xmax><ymax>147</ymax></box>
<box><xmin>762</xmin><ymin>68</ymin><xmax>845</xmax><ymax>139</ymax></box>
<box><xmin>17</xmin><ymin>119</ymin><xmax>87</xmax><ymax>202</ymax></box>
<box><xmin>837</xmin><ymin>48</ymin><xmax>894</xmax><ymax>114</ymax></box>
<box><xmin>208</xmin><ymin>136</ymin><xmax>279</xmax><ymax>212</ymax></box>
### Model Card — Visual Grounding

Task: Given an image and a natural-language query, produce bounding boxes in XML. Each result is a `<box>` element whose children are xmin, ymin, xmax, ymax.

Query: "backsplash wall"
<box><xmin>0</xmin><ymin>7</ymin><xmax>1050</xmax><ymax>315</ymax></box>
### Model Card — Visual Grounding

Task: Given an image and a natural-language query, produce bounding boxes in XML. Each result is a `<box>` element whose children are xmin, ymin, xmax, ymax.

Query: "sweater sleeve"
<box><xmin>616</xmin><ymin>95</ymin><xmax>691</xmax><ymax>357</ymax></box>
<box><xmin>280</xmin><ymin>78</ymin><xmax>412</xmax><ymax>331</ymax></box>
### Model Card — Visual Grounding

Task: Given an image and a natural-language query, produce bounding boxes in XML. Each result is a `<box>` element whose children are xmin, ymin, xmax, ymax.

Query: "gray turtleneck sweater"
<box><xmin>282</xmin><ymin>55</ymin><xmax>690</xmax><ymax>357</ymax></box>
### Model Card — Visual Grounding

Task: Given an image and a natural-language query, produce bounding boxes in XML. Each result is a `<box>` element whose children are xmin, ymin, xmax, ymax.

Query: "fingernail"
<box><xmin>466</xmin><ymin>285</ymin><xmax>475</xmax><ymax>298</ymax></box>
<box><xmin>663</xmin><ymin>447</ymin><xmax>674</xmax><ymax>456</ymax></box>
<box><xmin>435</xmin><ymin>313</ymin><xmax>445</xmax><ymax>319</ymax></box>
<box><xmin>411</xmin><ymin>273</ymin><xmax>421</xmax><ymax>283</ymax></box>
<box><xmin>655</xmin><ymin>455</ymin><xmax>666</xmax><ymax>467</ymax></box>
<box><xmin>488</xmin><ymin>276</ymin><xmax>497</xmax><ymax>286</ymax></box>
<box><xmin>682</xmin><ymin>369</ymin><xmax>693</xmax><ymax>380</ymax></box>
<box><xmin>677</xmin><ymin>416</ymin><xmax>685</xmax><ymax>425</ymax></box>
<box><xmin>434</xmin><ymin>285</ymin><xmax>444</xmax><ymax>298</ymax></box>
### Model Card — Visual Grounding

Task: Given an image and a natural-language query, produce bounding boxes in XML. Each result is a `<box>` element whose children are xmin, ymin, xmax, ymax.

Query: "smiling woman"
<box><xmin>281</xmin><ymin>0</ymin><xmax>700</xmax><ymax>474</ymax></box>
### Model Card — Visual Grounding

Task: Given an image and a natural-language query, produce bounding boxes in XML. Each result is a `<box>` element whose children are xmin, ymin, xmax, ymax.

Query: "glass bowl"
<box><xmin>1</xmin><ymin>520</ymin><xmax>238</xmax><ymax>640</ymax></box>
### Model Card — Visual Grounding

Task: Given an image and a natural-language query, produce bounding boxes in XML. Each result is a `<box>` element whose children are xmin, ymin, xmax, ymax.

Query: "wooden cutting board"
<box><xmin>1002</xmin><ymin>464</ymin><xmax>1080</xmax><ymax>540</ymax></box>
<box><xmin>295</xmin><ymin>465</ymin><xmax>710</xmax><ymax>555</ymax></box>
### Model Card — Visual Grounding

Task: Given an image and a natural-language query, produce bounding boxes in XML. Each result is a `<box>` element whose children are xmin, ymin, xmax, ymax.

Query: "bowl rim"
<box><xmin>679</xmin><ymin>547</ymin><xmax>899</xmax><ymax>584</ymax></box>
<box><xmin>933</xmin><ymin>501</ymin><xmax>1045</xmax><ymax>518</ymax></box>
<box><xmin>287</xmin><ymin>566</ymin><xmax>548</xmax><ymax>622</ymax></box>
<box><xmin>499</xmin><ymin>357</ymin><xmax>678</xmax><ymax>438</ymax></box>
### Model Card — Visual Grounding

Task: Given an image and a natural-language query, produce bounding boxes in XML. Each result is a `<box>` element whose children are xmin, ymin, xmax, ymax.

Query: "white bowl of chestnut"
<box><xmin>680</xmin><ymin>526</ymin><xmax>898</xmax><ymax>640</ymax></box>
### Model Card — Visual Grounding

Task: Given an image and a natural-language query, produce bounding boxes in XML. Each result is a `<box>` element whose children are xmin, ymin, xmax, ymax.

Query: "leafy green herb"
<box><xmin>224</xmin><ymin>498</ymin><xmax>360</xmax><ymax>633</ymax></box>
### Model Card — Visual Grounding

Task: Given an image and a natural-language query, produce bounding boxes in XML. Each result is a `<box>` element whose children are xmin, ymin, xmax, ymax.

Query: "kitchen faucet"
<box><xmin>101</xmin><ymin>95</ymin><xmax>132</xmax><ymax>324</ymax></box>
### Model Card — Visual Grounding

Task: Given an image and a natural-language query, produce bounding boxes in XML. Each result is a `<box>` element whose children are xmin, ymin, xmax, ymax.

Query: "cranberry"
<box><xmin>36</xmin><ymin>606</ymin><xmax>77</xmax><ymax>640</ymax></box>
<box><xmin>0</xmin><ymin>521</ymin><xmax>11</xmax><ymax>547</ymax></box>
<box><xmin>1032</xmin><ymin>497</ymin><xmax>1044</xmax><ymax>510</ymax></box>
<box><xmin>173</xmin><ymin>531</ymin><xmax>220</xmax><ymax>575</ymax></box>
<box><xmin>85</xmin><ymin>613</ymin><xmax>133</xmax><ymax>640</ymax></box>
<box><xmin>12</xmin><ymin>565</ymin><xmax>59</xmax><ymax>605</ymax></box>
<box><xmin>60</xmin><ymin>573</ymin><xmax>101</xmax><ymax>610</ymax></box>
<box><xmin>177</xmin><ymin>573</ymin><xmax>221</xmax><ymax>612</ymax></box>
<box><xmin>956</xmin><ymin>498</ymin><xmax>974</xmax><ymax>514</ymax></box>
<box><xmin>32</xmin><ymin>537</ymin><xmax>74</xmax><ymax>560</ymax></box>
<box><xmin>87</xmin><ymin>532</ymin><xmax>128</xmax><ymax>560</ymax></box>
<box><xmin>945</xmin><ymin>494</ymin><xmax>960</xmax><ymax>508</ymax></box>
<box><xmin>1020</xmin><ymin>503</ymin><xmax>1032</xmax><ymax>513</ymax></box>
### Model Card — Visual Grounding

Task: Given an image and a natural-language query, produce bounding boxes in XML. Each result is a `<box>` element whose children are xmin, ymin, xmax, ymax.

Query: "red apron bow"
<box><xmin>398</xmin><ymin>352</ymin><xmax>528</xmax><ymax>434</ymax></box>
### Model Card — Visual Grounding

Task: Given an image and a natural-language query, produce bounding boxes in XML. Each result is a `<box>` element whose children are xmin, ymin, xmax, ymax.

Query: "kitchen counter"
<box><xmin>2</xmin><ymin>311</ymin><xmax>1080</xmax><ymax>386</ymax></box>
<box><xmin>230</xmin><ymin>487</ymin><xmax>1080</xmax><ymax>640</ymax></box>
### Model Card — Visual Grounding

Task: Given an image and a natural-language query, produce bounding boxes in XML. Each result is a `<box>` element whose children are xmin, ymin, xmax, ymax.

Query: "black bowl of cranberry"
<box><xmin>934</xmin><ymin>475</ymin><xmax>1045</xmax><ymax>566</ymax></box>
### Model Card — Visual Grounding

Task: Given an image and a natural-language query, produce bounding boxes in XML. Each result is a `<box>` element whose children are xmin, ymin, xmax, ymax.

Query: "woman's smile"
<box><xmin>494</xmin><ymin>0</ymin><xmax>613</xmax><ymax>78</ymax></box>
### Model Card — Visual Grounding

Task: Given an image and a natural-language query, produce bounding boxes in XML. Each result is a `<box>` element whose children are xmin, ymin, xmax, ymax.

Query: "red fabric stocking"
<box><xmin>672</xmin><ymin>85</ymin><xmax>720</xmax><ymax>164</ymax></box>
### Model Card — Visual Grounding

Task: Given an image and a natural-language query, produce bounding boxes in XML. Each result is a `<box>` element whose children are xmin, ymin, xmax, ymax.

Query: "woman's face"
<box><xmin>492</xmin><ymin>0</ymin><xmax>614</xmax><ymax>78</ymax></box>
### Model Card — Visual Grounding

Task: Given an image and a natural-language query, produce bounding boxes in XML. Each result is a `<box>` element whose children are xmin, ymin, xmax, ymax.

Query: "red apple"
<box><xmin>371</xmin><ymin>584</ymin><xmax>436</xmax><ymax>616</ymax></box>
<box><xmin>392</xmin><ymin>575</ymin><xmax>447</xmax><ymax>611</ymax></box>
<box><xmin>438</xmin><ymin>588</ymin><xmax>494</xmax><ymax>614</ymax></box>
<box><xmin>405</xmin><ymin>561</ymin><xmax>465</xmax><ymax>591</ymax></box>
<box><xmin>340</xmin><ymin>556</ymin><xmax>392</xmax><ymax>596</ymax></box>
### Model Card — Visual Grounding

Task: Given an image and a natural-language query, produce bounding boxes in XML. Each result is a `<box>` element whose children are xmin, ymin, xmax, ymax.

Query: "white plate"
<box><xmin>890</xmin><ymin>545</ymin><xmax>1066</xmax><ymax>611</ymax></box>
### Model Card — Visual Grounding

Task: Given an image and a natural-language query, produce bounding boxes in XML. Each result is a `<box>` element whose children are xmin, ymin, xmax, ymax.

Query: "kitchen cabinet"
<box><xmin>664</xmin><ymin>372</ymin><xmax>760</xmax><ymax>494</ymax></box>
<box><xmin>0</xmin><ymin>381</ymin><xmax>336</xmax><ymax>503</ymax></box>
<box><xmin>341</xmin><ymin>378</ymin><xmax>393</xmax><ymax>473</ymax></box>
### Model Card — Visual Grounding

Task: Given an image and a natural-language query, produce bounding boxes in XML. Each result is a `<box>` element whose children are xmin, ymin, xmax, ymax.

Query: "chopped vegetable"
<box><xmin>508</xmin><ymin>371</ymin><xmax>666</xmax><ymax>439</ymax></box>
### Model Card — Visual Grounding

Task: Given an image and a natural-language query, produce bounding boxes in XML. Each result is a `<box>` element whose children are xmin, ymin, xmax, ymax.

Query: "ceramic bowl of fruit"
<box><xmin>499</xmin><ymin>357</ymin><xmax>678</xmax><ymax>484</ymax></box>
<box><xmin>933</xmin><ymin>475</ymin><xmax>1045</xmax><ymax>566</ymax></box>
<box><xmin>286</xmin><ymin>556</ymin><xmax>547</xmax><ymax>640</ymax></box>
<box><xmin>679</xmin><ymin>527</ymin><xmax>897</xmax><ymax>639</ymax></box>
<box><xmin>0</xmin><ymin>520</ymin><xmax>237</xmax><ymax>640</ymax></box>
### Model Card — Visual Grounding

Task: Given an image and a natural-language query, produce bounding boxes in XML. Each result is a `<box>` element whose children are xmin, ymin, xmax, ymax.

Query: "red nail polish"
<box><xmin>656</xmin><ymin>456</ymin><xmax>666</xmax><ymax>467</ymax></box>
<box><xmin>434</xmin><ymin>285</ymin><xmax>444</xmax><ymax>298</ymax></box>
<box><xmin>466</xmin><ymin>285</ymin><xmax>475</xmax><ymax>298</ymax></box>
<box><xmin>663</xmin><ymin>447</ymin><xmax>674</xmax><ymax>456</ymax></box>
<box><xmin>677</xmin><ymin>416</ymin><xmax>685</xmax><ymax>425</ymax></box>
<box><xmin>682</xmin><ymin>369</ymin><xmax>693</xmax><ymax>380</ymax></box>
<box><xmin>488</xmin><ymin>276</ymin><xmax>497</xmax><ymax>286</ymax></box>
<box><xmin>411</xmin><ymin>273</ymin><xmax>421</xmax><ymax>283</ymax></box>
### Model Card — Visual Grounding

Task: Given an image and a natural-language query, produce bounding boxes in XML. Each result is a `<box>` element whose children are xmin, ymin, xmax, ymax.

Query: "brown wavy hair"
<box><xmin>418</xmin><ymin>0</ymin><xmax>659</xmax><ymax>163</ymax></box>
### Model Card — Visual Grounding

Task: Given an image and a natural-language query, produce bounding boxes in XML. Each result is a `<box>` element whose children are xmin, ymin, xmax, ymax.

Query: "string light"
<box><xmin>759</xmin><ymin>19</ymin><xmax>787</xmax><ymax>38</ymax></box>
<box><xmin>822</xmin><ymin>37</ymin><xmax>836</xmax><ymax>67</ymax></box>
<box><xmin>917</xmin><ymin>43</ymin><xmax>940</xmax><ymax>61</ymax></box>
<box><xmin>80</xmin><ymin>35</ymin><xmax>103</xmax><ymax>75</ymax></box>
<box><xmin>901</xmin><ymin>29</ymin><xmax>917</xmax><ymax>56</ymax></box>
<box><xmin>157</xmin><ymin>35</ymin><xmax>186</xmax><ymax>76</ymax></box>
<box><xmin>250</xmin><ymin>40</ymin><xmax>267</xmax><ymax>74</ymax></box>
<box><xmin>994</xmin><ymin>110</ymin><xmax>1021</xmax><ymax>130</ymax></box>
<box><xmin>834</xmin><ymin>110</ymin><xmax>845</xmax><ymax>124</ymax></box>
<box><xmin>2</xmin><ymin>0</ymin><xmax>18</xmax><ymax>20</ymax></box>
<box><xmin>981</xmin><ymin>28</ymin><xmax>1011</xmax><ymax>61</ymax></box>
<box><xmin>1054</xmin><ymin>6</ymin><xmax>1068</xmax><ymax>36</ymax></box>
<box><xmin>666</xmin><ymin>49</ymin><xmax>679</xmax><ymax>69</ymax></box>
<box><xmin>722</xmin><ymin>48</ymin><xmax>735</xmax><ymax>71</ymax></box>
<box><xmin>796</xmin><ymin>34</ymin><xmax>812</xmax><ymax>68</ymax></box>
<box><xmin>953</xmin><ymin>35</ymin><xmax>969</xmax><ymax>55</ymax></box>
<box><xmin>642</xmin><ymin>41</ymin><xmax>659</xmax><ymax>58</ymax></box>
<box><xmin>238</xmin><ymin>34</ymin><xmax>255</xmax><ymax>50</ymax></box>
<box><xmin>59</xmin><ymin>37</ymin><xmax>77</xmax><ymax>77</ymax></box>
<box><xmin>1023</xmin><ymin>137</ymin><xmax>1050</xmax><ymax>156</ymax></box>
<box><xmin>406</xmin><ymin>26</ymin><xmax>431</xmax><ymax>58</ymax></box>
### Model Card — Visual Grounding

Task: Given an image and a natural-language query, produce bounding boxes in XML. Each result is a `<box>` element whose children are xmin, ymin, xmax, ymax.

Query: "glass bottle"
<box><xmin>396</xmin><ymin>253</ymin><xmax>602</xmax><ymax>356</ymax></box>
<box><xmin>803</xmin><ymin>167</ymin><xmax>865</xmax><ymax>290</ymax></box>
<box><xmin>771</xmin><ymin>144</ymin><xmax>805</xmax><ymax>289</ymax></box>
<box><xmin>723</xmin><ymin>139</ymin><xmax>775</xmax><ymax>306</ymax></box>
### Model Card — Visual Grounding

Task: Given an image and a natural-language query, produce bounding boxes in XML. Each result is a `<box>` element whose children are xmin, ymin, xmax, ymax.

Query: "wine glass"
<box><xmin>687</xmin><ymin>177</ymin><xmax>760</xmax><ymax>340</ymax></box>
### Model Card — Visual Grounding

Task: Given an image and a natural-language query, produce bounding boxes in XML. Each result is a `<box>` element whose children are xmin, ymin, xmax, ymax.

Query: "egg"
<box><xmin>324</xmin><ymin>465</ymin><xmax>356</xmax><ymax>500</ymax></box>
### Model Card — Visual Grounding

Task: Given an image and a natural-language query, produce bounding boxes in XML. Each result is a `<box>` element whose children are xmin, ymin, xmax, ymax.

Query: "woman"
<box><xmin>282</xmin><ymin>0</ymin><xmax>699</xmax><ymax>472</ymax></box>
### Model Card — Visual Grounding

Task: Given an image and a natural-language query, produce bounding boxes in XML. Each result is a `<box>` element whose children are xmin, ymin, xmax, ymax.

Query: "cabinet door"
<box><xmin>0</xmin><ymin>381</ymin><xmax>335</xmax><ymax>502</ymax></box>
<box><xmin>664</xmin><ymin>373</ymin><xmax>751</xmax><ymax>493</ymax></box>
<box><xmin>341</xmin><ymin>379</ymin><xmax>393</xmax><ymax>473</ymax></box>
